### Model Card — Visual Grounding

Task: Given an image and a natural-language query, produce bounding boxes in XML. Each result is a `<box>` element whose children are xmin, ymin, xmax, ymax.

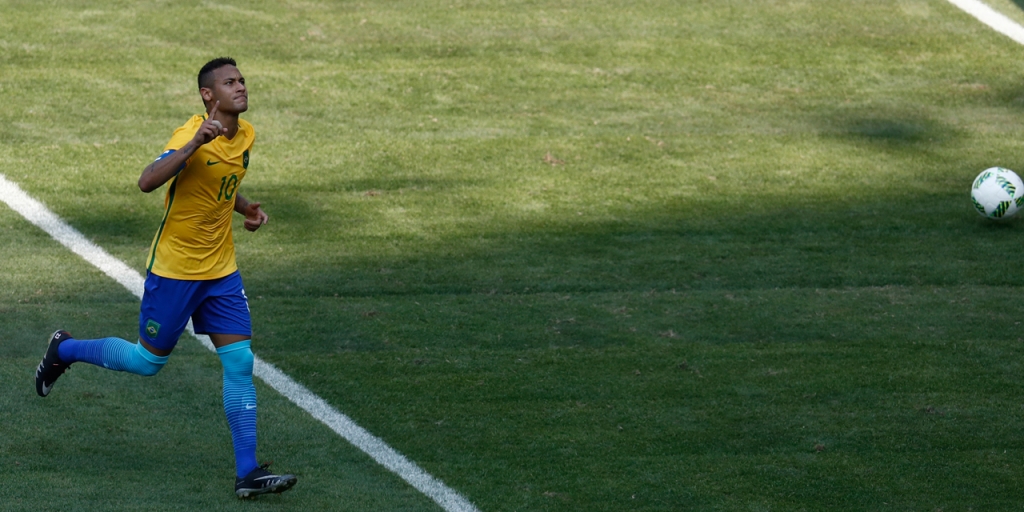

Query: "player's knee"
<box><xmin>217</xmin><ymin>340</ymin><xmax>254</xmax><ymax>377</ymax></box>
<box><xmin>136</xmin><ymin>360</ymin><xmax>163</xmax><ymax>376</ymax></box>
<box><xmin>134</xmin><ymin>342</ymin><xmax>168</xmax><ymax>376</ymax></box>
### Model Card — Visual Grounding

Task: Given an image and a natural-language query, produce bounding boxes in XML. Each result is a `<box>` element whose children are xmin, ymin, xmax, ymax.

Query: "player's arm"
<box><xmin>138</xmin><ymin>143</ymin><xmax>196</xmax><ymax>193</ymax></box>
<box><xmin>138</xmin><ymin>101</ymin><xmax>228</xmax><ymax>193</ymax></box>
<box><xmin>234</xmin><ymin>193</ymin><xmax>268</xmax><ymax>232</ymax></box>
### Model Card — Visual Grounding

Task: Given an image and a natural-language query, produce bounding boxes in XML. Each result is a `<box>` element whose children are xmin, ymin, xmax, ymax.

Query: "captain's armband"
<box><xmin>154</xmin><ymin>149</ymin><xmax>187</xmax><ymax>173</ymax></box>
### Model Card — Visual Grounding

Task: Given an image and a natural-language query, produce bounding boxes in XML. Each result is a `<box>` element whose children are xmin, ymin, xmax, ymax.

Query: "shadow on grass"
<box><xmin>239</xmin><ymin>187</ymin><xmax>1023</xmax><ymax>302</ymax></box>
<box><xmin>814</xmin><ymin>106</ymin><xmax>960</xmax><ymax>149</ymax></box>
<box><xmin>843</xmin><ymin>118</ymin><xmax>939</xmax><ymax>143</ymax></box>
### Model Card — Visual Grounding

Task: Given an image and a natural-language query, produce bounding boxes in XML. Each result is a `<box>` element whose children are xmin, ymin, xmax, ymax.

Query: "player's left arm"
<box><xmin>234</xmin><ymin>193</ymin><xmax>268</xmax><ymax>232</ymax></box>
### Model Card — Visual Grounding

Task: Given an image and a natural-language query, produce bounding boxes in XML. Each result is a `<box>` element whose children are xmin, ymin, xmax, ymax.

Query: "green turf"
<box><xmin>5</xmin><ymin>0</ymin><xmax>1024</xmax><ymax>510</ymax></box>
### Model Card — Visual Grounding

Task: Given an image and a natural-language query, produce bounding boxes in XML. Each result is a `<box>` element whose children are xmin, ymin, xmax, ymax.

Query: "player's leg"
<box><xmin>196</xmin><ymin>271</ymin><xmax>296</xmax><ymax>497</ymax></box>
<box><xmin>58</xmin><ymin>333</ymin><xmax>169</xmax><ymax>374</ymax></box>
<box><xmin>213</xmin><ymin>335</ymin><xmax>259</xmax><ymax>479</ymax></box>
<box><xmin>35</xmin><ymin>273</ymin><xmax>197</xmax><ymax>397</ymax></box>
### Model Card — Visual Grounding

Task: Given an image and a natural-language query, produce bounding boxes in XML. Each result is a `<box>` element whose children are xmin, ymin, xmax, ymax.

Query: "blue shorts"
<box><xmin>139</xmin><ymin>270</ymin><xmax>252</xmax><ymax>351</ymax></box>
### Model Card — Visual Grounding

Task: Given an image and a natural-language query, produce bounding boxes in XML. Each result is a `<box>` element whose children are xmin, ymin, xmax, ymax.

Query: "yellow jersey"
<box><xmin>146</xmin><ymin>114</ymin><xmax>255</xmax><ymax>280</ymax></box>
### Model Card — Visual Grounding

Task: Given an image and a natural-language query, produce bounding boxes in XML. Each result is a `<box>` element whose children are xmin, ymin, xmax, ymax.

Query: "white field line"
<box><xmin>0</xmin><ymin>174</ymin><xmax>479</xmax><ymax>512</ymax></box>
<box><xmin>947</xmin><ymin>0</ymin><xmax>1024</xmax><ymax>45</ymax></box>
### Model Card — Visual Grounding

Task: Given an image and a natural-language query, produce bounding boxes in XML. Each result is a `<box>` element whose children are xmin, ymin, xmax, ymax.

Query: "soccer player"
<box><xmin>34</xmin><ymin>57</ymin><xmax>297</xmax><ymax>499</ymax></box>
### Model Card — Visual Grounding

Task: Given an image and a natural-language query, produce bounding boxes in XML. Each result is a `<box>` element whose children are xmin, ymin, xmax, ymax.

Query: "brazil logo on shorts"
<box><xmin>145</xmin><ymin>319</ymin><xmax>161</xmax><ymax>339</ymax></box>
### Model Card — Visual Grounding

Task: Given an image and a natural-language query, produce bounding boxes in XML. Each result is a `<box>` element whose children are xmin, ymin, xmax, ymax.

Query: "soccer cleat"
<box><xmin>35</xmin><ymin>330</ymin><xmax>74</xmax><ymax>397</ymax></box>
<box><xmin>235</xmin><ymin>463</ymin><xmax>297</xmax><ymax>498</ymax></box>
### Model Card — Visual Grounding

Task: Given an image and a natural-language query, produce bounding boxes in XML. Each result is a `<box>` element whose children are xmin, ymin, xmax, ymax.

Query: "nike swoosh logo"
<box><xmin>41</xmin><ymin>381</ymin><xmax>53</xmax><ymax>395</ymax></box>
<box><xmin>207</xmin><ymin>159</ymin><xmax>221</xmax><ymax>166</ymax></box>
<box><xmin>245</xmin><ymin>404</ymin><xmax>257</xmax><ymax>410</ymax></box>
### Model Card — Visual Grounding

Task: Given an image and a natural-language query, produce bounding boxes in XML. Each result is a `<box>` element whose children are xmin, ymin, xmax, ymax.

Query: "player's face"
<box><xmin>205</xmin><ymin>65</ymin><xmax>248</xmax><ymax>114</ymax></box>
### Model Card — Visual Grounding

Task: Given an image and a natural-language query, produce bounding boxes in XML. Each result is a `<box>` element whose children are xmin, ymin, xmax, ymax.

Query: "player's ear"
<box><xmin>199</xmin><ymin>87</ymin><xmax>214</xmax><ymax>103</ymax></box>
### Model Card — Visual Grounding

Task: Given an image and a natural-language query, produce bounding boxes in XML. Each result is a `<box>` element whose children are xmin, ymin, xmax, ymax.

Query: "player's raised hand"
<box><xmin>194</xmin><ymin>101</ymin><xmax>228</xmax><ymax>145</ymax></box>
<box><xmin>243</xmin><ymin>201</ymin><xmax>268</xmax><ymax>232</ymax></box>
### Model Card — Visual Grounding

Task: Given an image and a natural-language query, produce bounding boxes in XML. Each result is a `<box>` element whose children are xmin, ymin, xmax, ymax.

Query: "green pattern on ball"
<box><xmin>992</xmin><ymin>200</ymin><xmax>1011</xmax><ymax>218</ymax></box>
<box><xmin>997</xmin><ymin>176</ymin><xmax>1016</xmax><ymax>195</ymax></box>
<box><xmin>974</xmin><ymin>171</ymin><xmax>992</xmax><ymax>189</ymax></box>
<box><xmin>973</xmin><ymin>197</ymin><xmax>987</xmax><ymax>215</ymax></box>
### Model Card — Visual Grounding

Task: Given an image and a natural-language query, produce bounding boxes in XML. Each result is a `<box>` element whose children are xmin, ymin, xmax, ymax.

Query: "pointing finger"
<box><xmin>209</xmin><ymin>101</ymin><xmax>226</xmax><ymax>135</ymax></box>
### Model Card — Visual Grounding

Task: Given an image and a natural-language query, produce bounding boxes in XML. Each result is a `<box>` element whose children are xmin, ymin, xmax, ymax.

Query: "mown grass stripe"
<box><xmin>0</xmin><ymin>173</ymin><xmax>480</xmax><ymax>512</ymax></box>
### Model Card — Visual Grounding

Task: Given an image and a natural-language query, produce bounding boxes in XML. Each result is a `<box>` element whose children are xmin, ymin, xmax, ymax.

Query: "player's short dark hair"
<box><xmin>198</xmin><ymin>57</ymin><xmax>237</xmax><ymax>90</ymax></box>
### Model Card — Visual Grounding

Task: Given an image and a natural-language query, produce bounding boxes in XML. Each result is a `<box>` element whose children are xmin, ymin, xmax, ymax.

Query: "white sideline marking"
<box><xmin>947</xmin><ymin>0</ymin><xmax>1024</xmax><ymax>45</ymax></box>
<box><xmin>0</xmin><ymin>174</ymin><xmax>479</xmax><ymax>512</ymax></box>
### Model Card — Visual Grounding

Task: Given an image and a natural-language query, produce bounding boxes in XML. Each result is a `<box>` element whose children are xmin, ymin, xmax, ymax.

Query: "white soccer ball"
<box><xmin>971</xmin><ymin>167</ymin><xmax>1024</xmax><ymax>219</ymax></box>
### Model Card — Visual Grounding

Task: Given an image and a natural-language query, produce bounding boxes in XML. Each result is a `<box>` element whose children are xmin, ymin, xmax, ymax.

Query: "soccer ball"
<box><xmin>971</xmin><ymin>167</ymin><xmax>1024</xmax><ymax>219</ymax></box>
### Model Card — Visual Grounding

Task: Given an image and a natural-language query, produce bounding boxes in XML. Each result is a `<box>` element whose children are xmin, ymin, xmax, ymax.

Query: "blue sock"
<box><xmin>57</xmin><ymin>337</ymin><xmax>167</xmax><ymax>376</ymax></box>
<box><xmin>218</xmin><ymin>340</ymin><xmax>259</xmax><ymax>479</ymax></box>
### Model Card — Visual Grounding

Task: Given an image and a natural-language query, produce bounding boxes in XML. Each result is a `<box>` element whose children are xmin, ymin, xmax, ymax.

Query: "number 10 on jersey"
<box><xmin>218</xmin><ymin>175</ymin><xmax>239</xmax><ymax>201</ymax></box>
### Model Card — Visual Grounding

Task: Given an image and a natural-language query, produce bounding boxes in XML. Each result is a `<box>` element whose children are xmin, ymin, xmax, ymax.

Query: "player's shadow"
<box><xmin>843</xmin><ymin>118</ymin><xmax>935</xmax><ymax>143</ymax></box>
<box><xmin>814</xmin><ymin>107</ymin><xmax>958</xmax><ymax>151</ymax></box>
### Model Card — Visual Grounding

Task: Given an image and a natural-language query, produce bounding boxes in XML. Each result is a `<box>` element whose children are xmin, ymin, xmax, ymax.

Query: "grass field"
<box><xmin>5</xmin><ymin>0</ymin><xmax>1024</xmax><ymax>510</ymax></box>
